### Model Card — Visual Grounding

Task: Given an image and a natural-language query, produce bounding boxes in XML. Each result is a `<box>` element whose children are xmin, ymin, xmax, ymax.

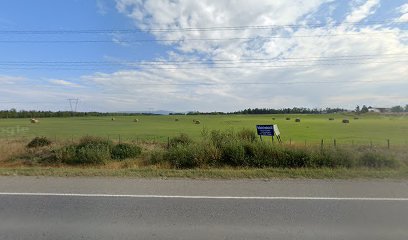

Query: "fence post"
<box><xmin>387</xmin><ymin>139</ymin><xmax>390</xmax><ymax>149</ymax></box>
<box><xmin>289</xmin><ymin>138</ymin><xmax>292</xmax><ymax>145</ymax></box>
<box><xmin>167</xmin><ymin>137</ymin><xmax>170</xmax><ymax>149</ymax></box>
<box><xmin>334</xmin><ymin>139</ymin><xmax>337</xmax><ymax>148</ymax></box>
<box><xmin>321</xmin><ymin>139</ymin><xmax>324</xmax><ymax>151</ymax></box>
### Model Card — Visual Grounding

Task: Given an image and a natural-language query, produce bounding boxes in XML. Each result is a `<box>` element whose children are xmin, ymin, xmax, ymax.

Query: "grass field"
<box><xmin>1</xmin><ymin>113</ymin><xmax>407</xmax><ymax>146</ymax></box>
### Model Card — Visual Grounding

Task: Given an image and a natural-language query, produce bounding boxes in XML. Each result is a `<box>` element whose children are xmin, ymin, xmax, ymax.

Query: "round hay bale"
<box><xmin>175</xmin><ymin>119</ymin><xmax>179</xmax><ymax>122</ymax></box>
<box><xmin>194</xmin><ymin>120</ymin><xmax>201</xmax><ymax>124</ymax></box>
<box><xmin>30</xmin><ymin>118</ymin><xmax>39</xmax><ymax>123</ymax></box>
<box><xmin>342</xmin><ymin>119</ymin><xmax>350</xmax><ymax>124</ymax></box>
<box><xmin>111</xmin><ymin>117</ymin><xmax>115</xmax><ymax>121</ymax></box>
<box><xmin>295</xmin><ymin>118</ymin><xmax>301</xmax><ymax>122</ymax></box>
<box><xmin>133</xmin><ymin>119</ymin><xmax>139</xmax><ymax>122</ymax></box>
<box><xmin>329</xmin><ymin>118</ymin><xmax>335</xmax><ymax>121</ymax></box>
<box><xmin>286</xmin><ymin>117</ymin><xmax>291</xmax><ymax>120</ymax></box>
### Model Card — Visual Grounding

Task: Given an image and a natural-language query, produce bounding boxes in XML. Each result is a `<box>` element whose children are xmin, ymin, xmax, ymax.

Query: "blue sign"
<box><xmin>256</xmin><ymin>125</ymin><xmax>274</xmax><ymax>136</ymax></box>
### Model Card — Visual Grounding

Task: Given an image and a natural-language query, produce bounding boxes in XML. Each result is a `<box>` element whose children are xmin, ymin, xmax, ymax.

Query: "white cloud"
<box><xmin>0</xmin><ymin>75</ymin><xmax>26</xmax><ymax>84</ymax></box>
<box><xmin>4</xmin><ymin>1</ymin><xmax>408</xmax><ymax>112</ymax></box>
<box><xmin>49</xmin><ymin>79</ymin><xmax>82</xmax><ymax>88</ymax></box>
<box><xmin>85</xmin><ymin>0</ymin><xmax>406</xmax><ymax>111</ymax></box>
<box><xmin>96</xmin><ymin>0</ymin><xmax>108</xmax><ymax>15</ymax></box>
<box><xmin>398</xmin><ymin>3</ymin><xmax>408</xmax><ymax>22</ymax></box>
<box><xmin>344</xmin><ymin>0</ymin><xmax>381</xmax><ymax>23</ymax></box>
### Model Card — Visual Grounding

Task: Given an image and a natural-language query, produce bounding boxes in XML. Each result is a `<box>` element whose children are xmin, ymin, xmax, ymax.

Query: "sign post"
<box><xmin>256</xmin><ymin>125</ymin><xmax>282</xmax><ymax>143</ymax></box>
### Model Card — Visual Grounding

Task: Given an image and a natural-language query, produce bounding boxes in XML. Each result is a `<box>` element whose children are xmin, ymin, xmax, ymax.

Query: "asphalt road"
<box><xmin>1</xmin><ymin>177</ymin><xmax>408</xmax><ymax>240</ymax></box>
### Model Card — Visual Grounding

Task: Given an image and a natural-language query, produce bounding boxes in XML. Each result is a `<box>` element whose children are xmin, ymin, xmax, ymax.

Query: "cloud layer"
<box><xmin>2</xmin><ymin>0</ymin><xmax>407</xmax><ymax>111</ymax></box>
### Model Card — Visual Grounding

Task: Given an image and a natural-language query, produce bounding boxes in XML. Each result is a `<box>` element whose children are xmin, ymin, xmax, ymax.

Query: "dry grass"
<box><xmin>0</xmin><ymin>139</ymin><xmax>26</xmax><ymax>164</ymax></box>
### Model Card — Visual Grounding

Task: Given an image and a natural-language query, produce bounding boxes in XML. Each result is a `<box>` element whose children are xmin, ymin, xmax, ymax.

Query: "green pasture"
<box><xmin>0</xmin><ymin>113</ymin><xmax>407</xmax><ymax>146</ymax></box>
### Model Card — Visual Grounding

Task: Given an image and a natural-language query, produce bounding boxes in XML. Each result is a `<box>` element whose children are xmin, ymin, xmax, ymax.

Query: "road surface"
<box><xmin>1</xmin><ymin>177</ymin><xmax>408</xmax><ymax>239</ymax></box>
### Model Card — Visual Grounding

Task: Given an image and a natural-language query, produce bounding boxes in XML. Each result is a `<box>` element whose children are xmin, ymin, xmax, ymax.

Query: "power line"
<box><xmin>0</xmin><ymin>31</ymin><xmax>403</xmax><ymax>43</ymax></box>
<box><xmin>0</xmin><ymin>20</ymin><xmax>405</xmax><ymax>34</ymax></box>
<box><xmin>0</xmin><ymin>79</ymin><xmax>404</xmax><ymax>89</ymax></box>
<box><xmin>0</xmin><ymin>59</ymin><xmax>406</xmax><ymax>71</ymax></box>
<box><xmin>0</xmin><ymin>54</ymin><xmax>406</xmax><ymax>66</ymax></box>
<box><xmin>0</xmin><ymin>53</ymin><xmax>408</xmax><ymax>65</ymax></box>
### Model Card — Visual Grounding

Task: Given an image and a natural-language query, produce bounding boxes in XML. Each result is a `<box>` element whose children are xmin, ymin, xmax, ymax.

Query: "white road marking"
<box><xmin>0</xmin><ymin>192</ymin><xmax>408</xmax><ymax>201</ymax></box>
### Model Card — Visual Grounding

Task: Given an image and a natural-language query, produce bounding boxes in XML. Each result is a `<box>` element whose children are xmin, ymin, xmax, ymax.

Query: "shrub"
<box><xmin>27</xmin><ymin>137</ymin><xmax>52</xmax><ymax>148</ymax></box>
<box><xmin>358</xmin><ymin>151</ymin><xmax>399</xmax><ymax>168</ymax></box>
<box><xmin>237</xmin><ymin>128</ymin><xmax>257</xmax><ymax>142</ymax></box>
<box><xmin>220</xmin><ymin>141</ymin><xmax>246</xmax><ymax>166</ymax></box>
<box><xmin>165</xmin><ymin>144</ymin><xmax>202</xmax><ymax>168</ymax></box>
<box><xmin>54</xmin><ymin>136</ymin><xmax>113</xmax><ymax>165</ymax></box>
<box><xmin>78</xmin><ymin>136</ymin><xmax>112</xmax><ymax>149</ymax></box>
<box><xmin>281</xmin><ymin>147</ymin><xmax>312</xmax><ymax>168</ymax></box>
<box><xmin>244</xmin><ymin>142</ymin><xmax>281</xmax><ymax>167</ymax></box>
<box><xmin>164</xmin><ymin>142</ymin><xmax>221</xmax><ymax>168</ymax></box>
<box><xmin>169</xmin><ymin>133</ymin><xmax>193</xmax><ymax>147</ymax></box>
<box><xmin>310</xmin><ymin>148</ymin><xmax>355</xmax><ymax>168</ymax></box>
<box><xmin>209</xmin><ymin>129</ymin><xmax>235</xmax><ymax>147</ymax></box>
<box><xmin>59</xmin><ymin>144</ymin><xmax>111</xmax><ymax>165</ymax></box>
<box><xmin>111</xmin><ymin>143</ymin><xmax>142</xmax><ymax>160</ymax></box>
<box><xmin>149</xmin><ymin>149</ymin><xmax>166</xmax><ymax>165</ymax></box>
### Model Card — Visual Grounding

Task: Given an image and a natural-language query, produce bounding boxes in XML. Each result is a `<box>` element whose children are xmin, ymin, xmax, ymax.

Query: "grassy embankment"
<box><xmin>0</xmin><ymin>125</ymin><xmax>407</xmax><ymax>179</ymax></box>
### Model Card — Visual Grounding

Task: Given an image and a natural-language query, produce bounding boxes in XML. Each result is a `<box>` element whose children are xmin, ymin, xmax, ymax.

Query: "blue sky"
<box><xmin>0</xmin><ymin>0</ymin><xmax>407</xmax><ymax>112</ymax></box>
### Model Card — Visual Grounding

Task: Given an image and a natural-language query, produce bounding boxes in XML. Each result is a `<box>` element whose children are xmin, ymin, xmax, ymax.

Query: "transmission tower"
<box><xmin>68</xmin><ymin>98</ymin><xmax>79</xmax><ymax>116</ymax></box>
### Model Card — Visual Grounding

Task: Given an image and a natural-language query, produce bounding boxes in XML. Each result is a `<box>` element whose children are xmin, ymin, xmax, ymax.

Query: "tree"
<box><xmin>361</xmin><ymin>105</ymin><xmax>369</xmax><ymax>113</ymax></box>
<box><xmin>391</xmin><ymin>105</ymin><xmax>404</xmax><ymax>113</ymax></box>
<box><xmin>405</xmin><ymin>105</ymin><xmax>408</xmax><ymax>112</ymax></box>
<box><xmin>355</xmin><ymin>105</ymin><xmax>360</xmax><ymax>113</ymax></box>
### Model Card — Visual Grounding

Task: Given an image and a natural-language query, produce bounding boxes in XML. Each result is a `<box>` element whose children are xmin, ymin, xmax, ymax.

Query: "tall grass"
<box><xmin>150</xmin><ymin>129</ymin><xmax>403</xmax><ymax>169</ymax></box>
<box><xmin>0</xmin><ymin>132</ymin><xmax>404</xmax><ymax>170</ymax></box>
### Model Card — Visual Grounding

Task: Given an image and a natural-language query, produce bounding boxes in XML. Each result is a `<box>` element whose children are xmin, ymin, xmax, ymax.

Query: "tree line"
<box><xmin>232</xmin><ymin>107</ymin><xmax>347</xmax><ymax>115</ymax></box>
<box><xmin>355</xmin><ymin>105</ymin><xmax>408</xmax><ymax>113</ymax></box>
<box><xmin>1</xmin><ymin>105</ymin><xmax>407</xmax><ymax>118</ymax></box>
<box><xmin>0</xmin><ymin>109</ymin><xmax>153</xmax><ymax>119</ymax></box>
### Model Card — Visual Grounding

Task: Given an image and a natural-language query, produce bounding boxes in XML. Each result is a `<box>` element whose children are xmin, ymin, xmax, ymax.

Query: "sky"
<box><xmin>0</xmin><ymin>0</ymin><xmax>407</xmax><ymax>112</ymax></box>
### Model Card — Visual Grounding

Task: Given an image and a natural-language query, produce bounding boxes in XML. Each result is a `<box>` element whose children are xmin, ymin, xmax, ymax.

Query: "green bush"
<box><xmin>311</xmin><ymin>148</ymin><xmax>355</xmax><ymax>168</ymax></box>
<box><xmin>237</xmin><ymin>128</ymin><xmax>257</xmax><ymax>142</ymax></box>
<box><xmin>111</xmin><ymin>143</ymin><xmax>142</xmax><ymax>160</ymax></box>
<box><xmin>358</xmin><ymin>151</ymin><xmax>399</xmax><ymax>168</ymax></box>
<box><xmin>281</xmin><ymin>147</ymin><xmax>312</xmax><ymax>168</ymax></box>
<box><xmin>149</xmin><ymin>149</ymin><xmax>166</xmax><ymax>165</ymax></box>
<box><xmin>53</xmin><ymin>136</ymin><xmax>113</xmax><ymax>165</ymax></box>
<box><xmin>27</xmin><ymin>137</ymin><xmax>52</xmax><ymax>148</ymax></box>
<box><xmin>164</xmin><ymin>142</ymin><xmax>221</xmax><ymax>168</ymax></box>
<box><xmin>209</xmin><ymin>129</ymin><xmax>235</xmax><ymax>147</ymax></box>
<box><xmin>247</xmin><ymin>143</ymin><xmax>284</xmax><ymax>168</ymax></box>
<box><xmin>220</xmin><ymin>141</ymin><xmax>246</xmax><ymax>166</ymax></box>
<box><xmin>169</xmin><ymin>133</ymin><xmax>193</xmax><ymax>147</ymax></box>
<box><xmin>165</xmin><ymin>144</ymin><xmax>201</xmax><ymax>168</ymax></box>
<box><xmin>59</xmin><ymin>144</ymin><xmax>111</xmax><ymax>165</ymax></box>
<box><xmin>77</xmin><ymin>136</ymin><xmax>113</xmax><ymax>149</ymax></box>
